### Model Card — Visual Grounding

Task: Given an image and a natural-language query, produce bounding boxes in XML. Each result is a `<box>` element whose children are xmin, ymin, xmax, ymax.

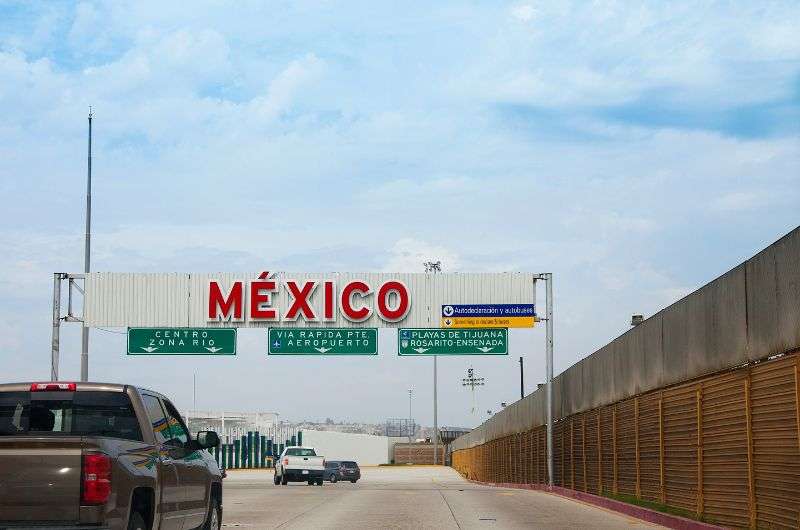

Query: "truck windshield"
<box><xmin>0</xmin><ymin>391</ymin><xmax>143</xmax><ymax>441</ymax></box>
<box><xmin>285</xmin><ymin>448</ymin><xmax>316</xmax><ymax>456</ymax></box>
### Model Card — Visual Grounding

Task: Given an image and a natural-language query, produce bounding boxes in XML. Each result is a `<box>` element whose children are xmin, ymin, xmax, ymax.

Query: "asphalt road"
<box><xmin>222</xmin><ymin>466</ymin><xmax>663</xmax><ymax>529</ymax></box>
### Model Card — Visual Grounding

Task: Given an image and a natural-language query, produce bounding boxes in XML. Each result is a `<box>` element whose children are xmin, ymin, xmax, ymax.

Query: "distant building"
<box><xmin>184</xmin><ymin>410</ymin><xmax>279</xmax><ymax>440</ymax></box>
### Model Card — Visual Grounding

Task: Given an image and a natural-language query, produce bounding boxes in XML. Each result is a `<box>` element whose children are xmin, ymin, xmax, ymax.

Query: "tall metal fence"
<box><xmin>451</xmin><ymin>227</ymin><xmax>800</xmax><ymax>529</ymax></box>
<box><xmin>393</xmin><ymin>443</ymin><xmax>445</xmax><ymax>465</ymax></box>
<box><xmin>205</xmin><ymin>429</ymin><xmax>302</xmax><ymax>470</ymax></box>
<box><xmin>452</xmin><ymin>352</ymin><xmax>800</xmax><ymax>528</ymax></box>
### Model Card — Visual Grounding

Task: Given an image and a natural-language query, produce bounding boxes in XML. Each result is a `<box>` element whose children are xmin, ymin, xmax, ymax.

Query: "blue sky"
<box><xmin>0</xmin><ymin>1</ymin><xmax>798</xmax><ymax>427</ymax></box>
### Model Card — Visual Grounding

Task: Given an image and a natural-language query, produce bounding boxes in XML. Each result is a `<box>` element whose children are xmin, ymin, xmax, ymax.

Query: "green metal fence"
<box><xmin>206</xmin><ymin>430</ymin><xmax>304</xmax><ymax>469</ymax></box>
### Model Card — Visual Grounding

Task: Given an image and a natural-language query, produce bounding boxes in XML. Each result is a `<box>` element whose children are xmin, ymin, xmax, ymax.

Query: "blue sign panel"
<box><xmin>441</xmin><ymin>304</ymin><xmax>535</xmax><ymax>318</ymax></box>
<box><xmin>440</xmin><ymin>303</ymin><xmax>536</xmax><ymax>328</ymax></box>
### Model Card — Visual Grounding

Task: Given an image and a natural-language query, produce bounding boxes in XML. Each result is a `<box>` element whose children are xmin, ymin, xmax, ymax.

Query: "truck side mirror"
<box><xmin>196</xmin><ymin>431</ymin><xmax>220</xmax><ymax>449</ymax></box>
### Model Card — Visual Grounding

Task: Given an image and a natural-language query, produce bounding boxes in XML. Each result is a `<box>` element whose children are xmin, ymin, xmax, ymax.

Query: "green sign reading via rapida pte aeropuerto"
<box><xmin>127</xmin><ymin>328</ymin><xmax>236</xmax><ymax>355</ymax></box>
<box><xmin>268</xmin><ymin>328</ymin><xmax>378</xmax><ymax>355</ymax></box>
<box><xmin>398</xmin><ymin>328</ymin><xmax>508</xmax><ymax>355</ymax></box>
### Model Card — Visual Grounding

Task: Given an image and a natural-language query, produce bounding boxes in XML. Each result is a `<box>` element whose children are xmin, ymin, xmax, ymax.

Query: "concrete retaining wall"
<box><xmin>452</xmin><ymin>226</ymin><xmax>800</xmax><ymax>452</ymax></box>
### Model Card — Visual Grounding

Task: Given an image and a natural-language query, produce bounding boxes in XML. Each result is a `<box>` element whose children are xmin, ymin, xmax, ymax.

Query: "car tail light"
<box><xmin>81</xmin><ymin>453</ymin><xmax>111</xmax><ymax>505</ymax></box>
<box><xmin>283</xmin><ymin>458</ymin><xmax>289</xmax><ymax>466</ymax></box>
<box><xmin>30</xmin><ymin>382</ymin><xmax>76</xmax><ymax>392</ymax></box>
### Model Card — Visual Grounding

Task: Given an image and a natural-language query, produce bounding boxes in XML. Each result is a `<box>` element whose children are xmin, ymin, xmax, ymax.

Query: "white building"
<box><xmin>184</xmin><ymin>410</ymin><xmax>279</xmax><ymax>440</ymax></box>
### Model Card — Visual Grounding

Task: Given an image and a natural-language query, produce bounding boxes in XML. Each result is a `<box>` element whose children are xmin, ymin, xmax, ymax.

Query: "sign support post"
<box><xmin>433</xmin><ymin>355</ymin><xmax>438</xmax><ymax>464</ymax></box>
<box><xmin>51</xmin><ymin>273</ymin><xmax>61</xmax><ymax>381</ymax></box>
<box><xmin>536</xmin><ymin>272</ymin><xmax>554</xmax><ymax>488</ymax></box>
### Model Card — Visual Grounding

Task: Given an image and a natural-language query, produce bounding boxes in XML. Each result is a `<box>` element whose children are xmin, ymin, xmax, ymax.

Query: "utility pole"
<box><xmin>80</xmin><ymin>108</ymin><xmax>92</xmax><ymax>382</ymax></box>
<box><xmin>519</xmin><ymin>356</ymin><xmax>524</xmax><ymax>400</ymax></box>
<box><xmin>424</xmin><ymin>260</ymin><xmax>442</xmax><ymax>464</ymax></box>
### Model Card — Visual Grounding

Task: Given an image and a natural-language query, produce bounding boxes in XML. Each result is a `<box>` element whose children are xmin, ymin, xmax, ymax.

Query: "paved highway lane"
<box><xmin>222</xmin><ymin>466</ymin><xmax>663</xmax><ymax>529</ymax></box>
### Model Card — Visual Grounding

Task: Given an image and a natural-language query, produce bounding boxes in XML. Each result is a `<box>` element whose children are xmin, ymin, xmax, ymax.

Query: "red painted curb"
<box><xmin>466</xmin><ymin>479</ymin><xmax>726</xmax><ymax>530</ymax></box>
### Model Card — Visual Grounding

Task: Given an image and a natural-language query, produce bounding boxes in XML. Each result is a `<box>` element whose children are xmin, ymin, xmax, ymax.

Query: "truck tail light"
<box><xmin>81</xmin><ymin>453</ymin><xmax>111</xmax><ymax>505</ymax></box>
<box><xmin>30</xmin><ymin>382</ymin><xmax>76</xmax><ymax>392</ymax></box>
<box><xmin>283</xmin><ymin>458</ymin><xmax>289</xmax><ymax>466</ymax></box>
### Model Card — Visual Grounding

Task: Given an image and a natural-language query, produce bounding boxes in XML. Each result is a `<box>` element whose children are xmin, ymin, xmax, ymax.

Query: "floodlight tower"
<box><xmin>461</xmin><ymin>367</ymin><xmax>485</xmax><ymax>418</ymax></box>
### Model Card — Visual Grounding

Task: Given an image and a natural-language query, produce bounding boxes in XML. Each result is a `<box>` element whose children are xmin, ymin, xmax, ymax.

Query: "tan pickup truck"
<box><xmin>0</xmin><ymin>382</ymin><xmax>223</xmax><ymax>530</ymax></box>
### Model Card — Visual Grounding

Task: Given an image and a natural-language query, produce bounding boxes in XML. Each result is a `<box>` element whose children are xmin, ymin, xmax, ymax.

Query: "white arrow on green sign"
<box><xmin>398</xmin><ymin>328</ymin><xmax>508</xmax><ymax>355</ymax></box>
<box><xmin>128</xmin><ymin>328</ymin><xmax>236</xmax><ymax>355</ymax></box>
<box><xmin>268</xmin><ymin>328</ymin><xmax>378</xmax><ymax>355</ymax></box>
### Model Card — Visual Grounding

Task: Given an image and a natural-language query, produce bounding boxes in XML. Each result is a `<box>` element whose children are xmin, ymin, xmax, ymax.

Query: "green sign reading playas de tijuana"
<box><xmin>398</xmin><ymin>328</ymin><xmax>508</xmax><ymax>355</ymax></box>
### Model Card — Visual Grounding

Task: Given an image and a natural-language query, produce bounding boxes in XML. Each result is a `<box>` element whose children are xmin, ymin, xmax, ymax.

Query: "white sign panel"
<box><xmin>83</xmin><ymin>271</ymin><xmax>536</xmax><ymax>329</ymax></box>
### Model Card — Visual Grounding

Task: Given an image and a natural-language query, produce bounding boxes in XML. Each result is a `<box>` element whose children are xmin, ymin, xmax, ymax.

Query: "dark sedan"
<box><xmin>324</xmin><ymin>460</ymin><xmax>361</xmax><ymax>483</ymax></box>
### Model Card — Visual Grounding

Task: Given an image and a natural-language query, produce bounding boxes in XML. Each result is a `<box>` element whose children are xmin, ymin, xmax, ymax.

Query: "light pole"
<box><xmin>80</xmin><ymin>108</ymin><xmax>92</xmax><ymax>382</ymax></box>
<box><xmin>407</xmin><ymin>388</ymin><xmax>413</xmax><ymax>443</ymax></box>
<box><xmin>424</xmin><ymin>260</ymin><xmax>441</xmax><ymax>464</ymax></box>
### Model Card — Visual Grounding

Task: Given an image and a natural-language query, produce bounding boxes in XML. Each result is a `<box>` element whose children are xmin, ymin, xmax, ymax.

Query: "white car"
<box><xmin>274</xmin><ymin>446</ymin><xmax>326</xmax><ymax>486</ymax></box>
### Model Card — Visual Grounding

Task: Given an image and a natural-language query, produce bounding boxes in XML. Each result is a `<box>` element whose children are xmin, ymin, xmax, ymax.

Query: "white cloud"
<box><xmin>460</xmin><ymin>2</ymin><xmax>800</xmax><ymax>108</ymax></box>
<box><xmin>250</xmin><ymin>54</ymin><xmax>325</xmax><ymax>120</ymax></box>
<box><xmin>510</xmin><ymin>4</ymin><xmax>537</xmax><ymax>23</ymax></box>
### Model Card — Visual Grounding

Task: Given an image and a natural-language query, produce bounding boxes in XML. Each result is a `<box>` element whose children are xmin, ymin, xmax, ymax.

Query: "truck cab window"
<box><xmin>141</xmin><ymin>394</ymin><xmax>170</xmax><ymax>444</ymax></box>
<box><xmin>162</xmin><ymin>400</ymin><xmax>189</xmax><ymax>445</ymax></box>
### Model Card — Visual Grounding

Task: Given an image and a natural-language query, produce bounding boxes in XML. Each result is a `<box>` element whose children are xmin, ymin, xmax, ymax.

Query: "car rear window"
<box><xmin>285</xmin><ymin>448</ymin><xmax>316</xmax><ymax>456</ymax></box>
<box><xmin>0</xmin><ymin>390</ymin><xmax>143</xmax><ymax>441</ymax></box>
<box><xmin>342</xmin><ymin>461</ymin><xmax>358</xmax><ymax>468</ymax></box>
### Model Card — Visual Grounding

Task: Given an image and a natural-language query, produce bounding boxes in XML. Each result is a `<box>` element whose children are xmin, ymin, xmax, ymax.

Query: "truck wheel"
<box><xmin>127</xmin><ymin>511</ymin><xmax>146</xmax><ymax>530</ymax></box>
<box><xmin>316</xmin><ymin>479</ymin><xmax>323</xmax><ymax>486</ymax></box>
<box><xmin>329</xmin><ymin>474</ymin><xmax>338</xmax><ymax>483</ymax></box>
<box><xmin>351</xmin><ymin>480</ymin><xmax>357</xmax><ymax>484</ymax></box>
<box><xmin>273</xmin><ymin>472</ymin><xmax>280</xmax><ymax>485</ymax></box>
<box><xmin>202</xmin><ymin>498</ymin><xmax>221</xmax><ymax>530</ymax></box>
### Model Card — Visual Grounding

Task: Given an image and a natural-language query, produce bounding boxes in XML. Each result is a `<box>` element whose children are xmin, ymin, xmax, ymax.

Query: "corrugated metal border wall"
<box><xmin>451</xmin><ymin>227</ymin><xmax>800</xmax><ymax>529</ymax></box>
<box><xmin>452</xmin><ymin>353</ymin><xmax>800</xmax><ymax>528</ymax></box>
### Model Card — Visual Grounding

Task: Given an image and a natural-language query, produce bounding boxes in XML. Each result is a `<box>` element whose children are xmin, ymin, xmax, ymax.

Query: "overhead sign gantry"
<box><xmin>51</xmin><ymin>268</ymin><xmax>555</xmax><ymax>486</ymax></box>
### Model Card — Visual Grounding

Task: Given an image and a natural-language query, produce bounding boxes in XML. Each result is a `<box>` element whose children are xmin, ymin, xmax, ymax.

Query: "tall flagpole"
<box><xmin>80</xmin><ymin>108</ymin><xmax>92</xmax><ymax>382</ymax></box>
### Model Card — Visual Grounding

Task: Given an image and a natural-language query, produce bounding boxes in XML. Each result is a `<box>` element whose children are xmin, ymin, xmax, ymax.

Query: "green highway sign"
<box><xmin>127</xmin><ymin>328</ymin><xmax>236</xmax><ymax>355</ymax></box>
<box><xmin>268</xmin><ymin>328</ymin><xmax>378</xmax><ymax>355</ymax></box>
<box><xmin>398</xmin><ymin>328</ymin><xmax>508</xmax><ymax>355</ymax></box>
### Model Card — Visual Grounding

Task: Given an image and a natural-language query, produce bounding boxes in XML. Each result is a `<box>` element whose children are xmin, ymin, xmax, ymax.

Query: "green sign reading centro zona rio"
<box><xmin>398</xmin><ymin>328</ymin><xmax>508</xmax><ymax>355</ymax></box>
<box><xmin>269</xmin><ymin>328</ymin><xmax>378</xmax><ymax>355</ymax></box>
<box><xmin>127</xmin><ymin>328</ymin><xmax>236</xmax><ymax>355</ymax></box>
